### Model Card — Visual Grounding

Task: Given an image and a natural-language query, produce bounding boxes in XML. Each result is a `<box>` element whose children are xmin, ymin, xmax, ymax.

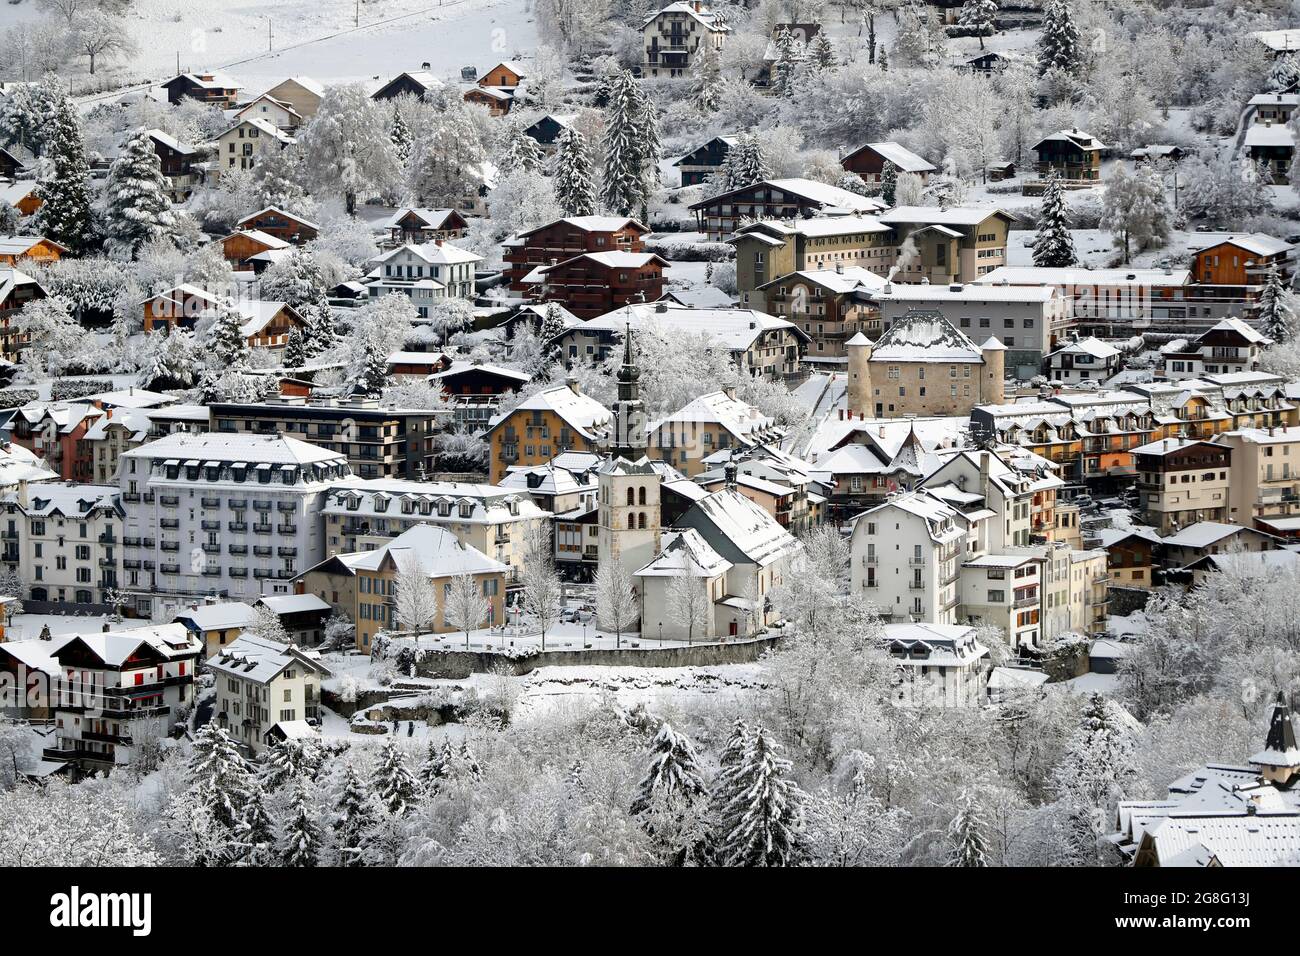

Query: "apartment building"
<box><xmin>503</xmin><ymin>215</ymin><xmax>650</xmax><ymax>292</ymax></box>
<box><xmin>1218</xmin><ymin>425</ymin><xmax>1300</xmax><ymax>532</ymax></box>
<box><xmin>647</xmin><ymin>388</ymin><xmax>784</xmax><ymax>478</ymax></box>
<box><xmin>690</xmin><ymin>179</ymin><xmax>886</xmax><ymax>241</ymax></box>
<box><xmin>1161</xmin><ymin>319</ymin><xmax>1269</xmax><ymax>381</ymax></box>
<box><xmin>643</xmin><ymin>1</ymin><xmax>730</xmax><ymax>78</ymax></box>
<box><xmin>484</xmin><ymin>380</ymin><xmax>613</xmax><ymax>483</ymax></box>
<box><xmin>882</xmin><ymin>622</ymin><xmax>989</xmax><ymax>707</ymax></box>
<box><xmin>731</xmin><ymin>216</ymin><xmax>897</xmax><ymax>306</ymax></box>
<box><xmin>365</xmin><ymin>240</ymin><xmax>482</xmax><ymax>308</ymax></box>
<box><xmin>210</xmin><ymin>396</ymin><xmax>446</xmax><ymax>480</ymax></box>
<box><xmin>756</xmin><ymin>266</ymin><xmax>888</xmax><ymax>360</ymax></box>
<box><xmin>209</xmin><ymin>634</ymin><xmax>329</xmax><ymax>756</ymax></box>
<box><xmin>321</xmin><ymin>478</ymin><xmax>550</xmax><ymax>580</ymax></box>
<box><xmin>0</xmin><ymin>483</ymin><xmax>121</xmax><ymax>605</ymax></box>
<box><xmin>849</xmin><ymin>491</ymin><xmax>965</xmax><ymax>624</ymax></box>
<box><xmin>1132</xmin><ymin>437</ymin><xmax>1232</xmax><ymax>533</ymax></box>
<box><xmin>959</xmin><ymin>553</ymin><xmax>1042</xmax><ymax>651</ymax></box>
<box><xmin>117</xmin><ymin>433</ymin><xmax>351</xmax><ymax>618</ymax></box>
<box><xmin>39</xmin><ymin>624</ymin><xmax>202</xmax><ymax>773</ymax></box>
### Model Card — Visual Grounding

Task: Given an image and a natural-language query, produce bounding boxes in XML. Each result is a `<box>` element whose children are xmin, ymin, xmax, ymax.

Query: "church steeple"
<box><xmin>1250</xmin><ymin>692</ymin><xmax>1300</xmax><ymax>786</ymax></box>
<box><xmin>610</xmin><ymin>323</ymin><xmax>647</xmax><ymax>458</ymax></box>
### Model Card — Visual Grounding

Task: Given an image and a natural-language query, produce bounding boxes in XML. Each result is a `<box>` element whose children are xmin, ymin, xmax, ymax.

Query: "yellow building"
<box><xmin>485</xmin><ymin>380</ymin><xmax>612</xmax><ymax>484</ymax></box>
<box><xmin>1218</xmin><ymin>425</ymin><xmax>1300</xmax><ymax>533</ymax></box>
<box><xmin>648</xmin><ymin>388</ymin><xmax>784</xmax><ymax>478</ymax></box>
<box><xmin>297</xmin><ymin>523</ymin><xmax>507</xmax><ymax>652</ymax></box>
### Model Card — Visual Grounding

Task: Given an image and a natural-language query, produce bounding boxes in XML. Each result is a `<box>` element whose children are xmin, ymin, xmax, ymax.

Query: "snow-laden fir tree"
<box><xmin>1031</xmin><ymin>171</ymin><xmax>1077</xmax><ymax>267</ymax></box>
<box><xmin>1258</xmin><ymin>264</ymin><xmax>1296</xmax><ymax>343</ymax></box>
<box><xmin>714</xmin><ymin>724</ymin><xmax>805</xmax><ymax>867</ymax></box>
<box><xmin>0</xmin><ymin>75</ymin><xmax>60</xmax><ymax>156</ymax></box>
<box><xmin>420</xmin><ymin>738</ymin><xmax>454</xmax><ymax>792</ymax></box>
<box><xmin>1037</xmin><ymin>0</ymin><xmax>1081</xmax><ymax>75</ymax></box>
<box><xmin>389</xmin><ymin>105</ymin><xmax>413</xmax><ymax>166</ymax></box>
<box><xmin>458</xmin><ymin>741</ymin><xmax>482</xmax><ymax>781</ymax></box>
<box><xmin>1050</xmin><ymin>693</ymin><xmax>1139</xmax><ymax>865</ymax></box>
<box><xmin>1271</xmin><ymin>52</ymin><xmax>1300</xmax><ymax>94</ymax></box>
<box><xmin>207</xmin><ymin>304</ymin><xmax>250</xmax><ymax>369</ymax></box>
<box><xmin>631</xmin><ymin>722</ymin><xmax>708</xmax><ymax>815</ymax></box>
<box><xmin>348</xmin><ymin>333</ymin><xmax>391</xmax><ymax>397</ymax></box>
<box><xmin>187</xmin><ymin>722</ymin><xmax>254</xmax><ymax>835</ymax></box>
<box><xmin>834</xmin><ymin>172</ymin><xmax>870</xmax><ymax>197</ymax></box>
<box><xmin>34</xmin><ymin>92</ymin><xmax>93</xmax><ymax>253</ymax></box>
<box><xmin>334</xmin><ymin>760</ymin><xmax>377</xmax><ymax>866</ymax></box>
<box><xmin>946</xmin><ymin>789</ymin><xmax>990</xmax><ymax>867</ymax></box>
<box><xmin>724</xmin><ymin>134</ymin><xmax>771</xmax><ymax>191</ymax></box>
<box><xmin>279</xmin><ymin>782</ymin><xmax>322</xmax><ymax>867</ymax></box>
<box><xmin>260</xmin><ymin>737</ymin><xmax>323</xmax><ymax>791</ymax></box>
<box><xmin>284</xmin><ymin>326</ymin><xmax>308</xmax><ymax>368</ymax></box>
<box><xmin>689</xmin><ymin>38</ymin><xmax>724</xmax><ymax>113</ymax></box>
<box><xmin>771</xmin><ymin>26</ymin><xmax>806</xmax><ymax>97</ymax></box>
<box><xmin>809</xmin><ymin>32</ymin><xmax>836</xmax><ymax>70</ymax></box>
<box><xmin>139</xmin><ymin>327</ymin><xmax>202</xmax><ymax>389</ymax></box>
<box><xmin>103</xmin><ymin>127</ymin><xmax>177</xmax><ymax>260</ymax></box>
<box><xmin>959</xmin><ymin>0</ymin><xmax>998</xmax><ymax>51</ymax></box>
<box><xmin>880</xmin><ymin>160</ymin><xmax>898</xmax><ymax>205</ymax></box>
<box><xmin>375</xmin><ymin>737</ymin><xmax>421</xmax><ymax>816</ymax></box>
<box><xmin>302</xmin><ymin>294</ymin><xmax>339</xmax><ymax>356</ymax></box>
<box><xmin>499</xmin><ymin>127</ymin><xmax>545</xmax><ymax>176</ymax></box>
<box><xmin>232</xmin><ymin>783</ymin><xmax>277</xmax><ymax>866</ymax></box>
<box><xmin>602</xmin><ymin>70</ymin><xmax>656</xmax><ymax>218</ymax></box>
<box><xmin>554</xmin><ymin>126</ymin><xmax>597</xmax><ymax>217</ymax></box>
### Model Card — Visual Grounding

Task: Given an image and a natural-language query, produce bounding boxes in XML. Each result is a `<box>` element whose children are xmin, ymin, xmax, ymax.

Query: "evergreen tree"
<box><xmin>946</xmin><ymin>789</ymin><xmax>990</xmax><ymax>866</ymax></box>
<box><xmin>458</xmin><ymin>741</ymin><xmax>482</xmax><ymax>782</ymax></box>
<box><xmin>1271</xmin><ymin>53</ymin><xmax>1300</xmax><ymax>93</ymax></box>
<box><xmin>279</xmin><ymin>782</ymin><xmax>322</xmax><ymax>867</ymax></box>
<box><xmin>1037</xmin><ymin>0</ymin><xmax>1081</xmax><ymax>75</ymax></box>
<box><xmin>390</xmin><ymin>106</ymin><xmax>413</xmax><ymax>166</ymax></box>
<box><xmin>0</xmin><ymin>75</ymin><xmax>59</xmax><ymax>156</ymax></box>
<box><xmin>959</xmin><ymin>0</ymin><xmax>998</xmax><ymax>51</ymax></box>
<box><xmin>771</xmin><ymin>26</ymin><xmax>806</xmax><ymax>97</ymax></box>
<box><xmin>601</xmin><ymin>70</ymin><xmax>657</xmax><ymax>218</ymax></box>
<box><xmin>809</xmin><ymin>32</ymin><xmax>836</xmax><ymax>70</ymax></box>
<box><xmin>1258</xmin><ymin>264</ymin><xmax>1296</xmax><ymax>342</ymax></box>
<box><xmin>284</xmin><ymin>326</ymin><xmax>308</xmax><ymax>368</ymax></box>
<box><xmin>207</xmin><ymin>304</ymin><xmax>250</xmax><ymax>369</ymax></box>
<box><xmin>187</xmin><ymin>723</ymin><xmax>254</xmax><ymax>836</ymax></box>
<box><xmin>499</xmin><ymin>127</ymin><xmax>545</xmax><ymax>176</ymax></box>
<box><xmin>334</xmin><ymin>761</ymin><xmax>377</xmax><ymax>866</ymax></box>
<box><xmin>232</xmin><ymin>782</ymin><xmax>277</xmax><ymax>866</ymax></box>
<box><xmin>1050</xmin><ymin>694</ymin><xmax>1138</xmax><ymax>865</ymax></box>
<box><xmin>724</xmin><ymin>135</ymin><xmax>770</xmax><ymax>191</ymax></box>
<box><xmin>103</xmin><ymin>127</ymin><xmax>176</xmax><ymax>259</ymax></box>
<box><xmin>374</xmin><ymin>737</ymin><xmax>421</xmax><ymax>816</ymax></box>
<box><xmin>714</xmin><ymin>725</ymin><xmax>805</xmax><ymax>867</ymax></box>
<box><xmin>419</xmin><ymin>738</ymin><xmax>453</xmax><ymax>792</ymax></box>
<box><xmin>631</xmin><ymin>722</ymin><xmax>708</xmax><ymax>815</ymax></box>
<box><xmin>689</xmin><ymin>39</ymin><xmax>724</xmax><ymax>113</ymax></box>
<box><xmin>349</xmin><ymin>333</ymin><xmax>391</xmax><ymax>397</ymax></box>
<box><xmin>260</xmin><ymin>738</ymin><xmax>322</xmax><ymax>791</ymax></box>
<box><xmin>1031</xmin><ymin>171</ymin><xmax>1077</xmax><ymax>267</ymax></box>
<box><xmin>35</xmin><ymin>92</ymin><xmax>94</xmax><ymax>253</ymax></box>
<box><xmin>554</xmin><ymin>127</ymin><xmax>597</xmax><ymax>217</ymax></box>
<box><xmin>302</xmin><ymin>293</ymin><xmax>339</xmax><ymax>356</ymax></box>
<box><xmin>880</xmin><ymin>161</ymin><xmax>898</xmax><ymax>205</ymax></box>
<box><xmin>253</xmin><ymin>146</ymin><xmax>311</xmax><ymax>216</ymax></box>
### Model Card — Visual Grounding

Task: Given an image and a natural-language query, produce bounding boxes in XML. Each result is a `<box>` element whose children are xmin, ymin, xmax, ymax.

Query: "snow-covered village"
<box><xmin>0</xmin><ymin>0</ymin><xmax>1294</xmax><ymax>885</ymax></box>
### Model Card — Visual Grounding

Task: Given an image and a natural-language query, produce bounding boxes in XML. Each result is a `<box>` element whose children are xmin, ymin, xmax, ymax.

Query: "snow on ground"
<box><xmin>6</xmin><ymin>612</ymin><xmax>155</xmax><ymax>641</ymax></box>
<box><xmin>380</xmin><ymin>619</ymin><xmax>756</xmax><ymax>655</ymax></box>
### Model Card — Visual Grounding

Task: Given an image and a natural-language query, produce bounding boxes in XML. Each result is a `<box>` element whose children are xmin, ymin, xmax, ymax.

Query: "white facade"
<box><xmin>884</xmin><ymin>622</ymin><xmax>989</xmax><ymax>707</ymax></box>
<box><xmin>849</xmin><ymin>491</ymin><xmax>964</xmax><ymax>623</ymax></box>
<box><xmin>208</xmin><ymin>634</ymin><xmax>329</xmax><ymax>755</ymax></box>
<box><xmin>367</xmin><ymin>241</ymin><xmax>482</xmax><ymax>310</ymax></box>
<box><xmin>118</xmin><ymin>433</ymin><xmax>351</xmax><ymax>618</ymax></box>
<box><xmin>1</xmin><ymin>483</ymin><xmax>122</xmax><ymax>605</ymax></box>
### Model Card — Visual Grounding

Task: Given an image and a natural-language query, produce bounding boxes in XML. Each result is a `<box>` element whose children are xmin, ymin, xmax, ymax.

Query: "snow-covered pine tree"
<box><xmin>259</xmin><ymin>737</ymin><xmax>322</xmax><ymax>791</ymax></box>
<box><xmin>946</xmin><ymin>789</ymin><xmax>990</xmax><ymax>866</ymax></box>
<box><xmin>1050</xmin><ymin>693</ymin><xmax>1138</xmax><ymax>864</ymax></box>
<box><xmin>302</xmin><ymin>293</ymin><xmax>339</xmax><ymax>356</ymax></box>
<box><xmin>0</xmin><ymin>75</ymin><xmax>59</xmax><ymax>156</ymax></box>
<box><xmin>631</xmin><ymin>722</ymin><xmax>708</xmax><ymax>815</ymax></box>
<box><xmin>725</xmin><ymin>134</ymin><xmax>770</xmax><ymax>191</ymax></box>
<box><xmin>689</xmin><ymin>38</ymin><xmax>724</xmax><ymax>113</ymax></box>
<box><xmin>35</xmin><ymin>92</ymin><xmax>94</xmax><ymax>253</ymax></box>
<box><xmin>374</xmin><ymin>737</ymin><xmax>421</xmax><ymax>816</ymax></box>
<box><xmin>349</xmin><ymin>333</ymin><xmax>391</xmax><ymax>397</ymax></box>
<box><xmin>835</xmin><ymin>172</ymin><xmax>871</xmax><ymax>197</ymax></box>
<box><xmin>390</xmin><ymin>105</ymin><xmax>413</xmax><ymax>166</ymax></box>
<box><xmin>207</xmin><ymin>304</ymin><xmax>250</xmax><ymax>369</ymax></box>
<box><xmin>880</xmin><ymin>160</ymin><xmax>898</xmax><ymax>205</ymax></box>
<box><xmin>718</xmin><ymin>716</ymin><xmax>750</xmax><ymax>770</ymax></box>
<box><xmin>334</xmin><ymin>760</ymin><xmax>377</xmax><ymax>866</ymax></box>
<box><xmin>1271</xmin><ymin>53</ymin><xmax>1300</xmax><ymax>94</ymax></box>
<box><xmin>232</xmin><ymin>782</ymin><xmax>277</xmax><ymax>866</ymax></box>
<box><xmin>958</xmin><ymin>0</ymin><xmax>998</xmax><ymax>51</ymax></box>
<box><xmin>420</xmin><ymin>738</ymin><xmax>453</xmax><ymax>792</ymax></box>
<box><xmin>187</xmin><ymin>722</ymin><xmax>254</xmax><ymax>834</ymax></box>
<box><xmin>103</xmin><ymin>127</ymin><xmax>176</xmax><ymax>260</ymax></box>
<box><xmin>279</xmin><ymin>782</ymin><xmax>322</xmax><ymax>867</ymax></box>
<box><xmin>602</xmin><ymin>70</ymin><xmax>657</xmax><ymax>218</ymax></box>
<box><xmin>714</xmin><ymin>725</ymin><xmax>805</xmax><ymax>867</ymax></box>
<box><xmin>1031</xmin><ymin>171</ymin><xmax>1077</xmax><ymax>267</ymax></box>
<box><xmin>458</xmin><ymin>741</ymin><xmax>482</xmax><ymax>782</ymax></box>
<box><xmin>1037</xmin><ymin>0</ymin><xmax>1081</xmax><ymax>76</ymax></box>
<box><xmin>499</xmin><ymin>127</ymin><xmax>545</xmax><ymax>176</ymax></box>
<box><xmin>284</xmin><ymin>326</ymin><xmax>307</xmax><ymax>368</ymax></box>
<box><xmin>1258</xmin><ymin>264</ymin><xmax>1296</xmax><ymax>342</ymax></box>
<box><xmin>771</xmin><ymin>26</ymin><xmax>806</xmax><ymax>97</ymax></box>
<box><xmin>809</xmin><ymin>32</ymin><xmax>836</xmax><ymax>70</ymax></box>
<box><xmin>554</xmin><ymin>126</ymin><xmax>597</xmax><ymax>217</ymax></box>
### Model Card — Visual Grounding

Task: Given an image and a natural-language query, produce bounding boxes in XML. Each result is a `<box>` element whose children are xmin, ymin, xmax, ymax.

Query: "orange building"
<box><xmin>483</xmin><ymin>380</ymin><xmax>612</xmax><ymax>483</ymax></box>
<box><xmin>0</xmin><ymin>236</ymin><xmax>65</xmax><ymax>266</ymax></box>
<box><xmin>1190</xmin><ymin>234</ymin><xmax>1294</xmax><ymax>288</ymax></box>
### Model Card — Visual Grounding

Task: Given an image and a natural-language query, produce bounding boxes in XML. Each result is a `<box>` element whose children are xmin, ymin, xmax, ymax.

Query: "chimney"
<box><xmin>838</xmin><ymin>408</ymin><xmax>844</xmax><ymax>420</ymax></box>
<box><xmin>835</xmin><ymin>262</ymin><xmax>843</xmax><ymax>274</ymax></box>
<box><xmin>979</xmin><ymin>449</ymin><xmax>991</xmax><ymax>500</ymax></box>
<box><xmin>722</xmin><ymin>385</ymin><xmax>736</xmax><ymax>400</ymax></box>
<box><xmin>724</xmin><ymin>460</ymin><xmax>738</xmax><ymax>491</ymax></box>
<box><xmin>566</xmin><ymin>375</ymin><xmax>580</xmax><ymax>395</ymax></box>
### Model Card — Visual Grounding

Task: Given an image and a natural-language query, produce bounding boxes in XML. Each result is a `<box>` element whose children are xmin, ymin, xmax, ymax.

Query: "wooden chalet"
<box><xmin>503</xmin><ymin>215</ymin><xmax>651</xmax><ymax>292</ymax></box>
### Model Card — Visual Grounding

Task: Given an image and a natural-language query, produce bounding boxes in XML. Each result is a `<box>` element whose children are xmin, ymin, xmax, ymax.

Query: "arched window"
<box><xmin>638</xmin><ymin>487</ymin><xmax>646</xmax><ymax>505</ymax></box>
<box><xmin>626</xmin><ymin>487</ymin><xmax>635</xmax><ymax>506</ymax></box>
<box><xmin>638</xmin><ymin>512</ymin><xmax>647</xmax><ymax>529</ymax></box>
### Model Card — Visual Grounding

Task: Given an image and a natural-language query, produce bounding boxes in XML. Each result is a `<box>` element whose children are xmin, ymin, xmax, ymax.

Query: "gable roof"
<box><xmin>869</xmin><ymin>308</ymin><xmax>986</xmax><ymax>363</ymax></box>
<box><xmin>489</xmin><ymin>382</ymin><xmax>612</xmax><ymax>441</ymax></box>
<box><xmin>845</xmin><ymin>141</ymin><xmax>936</xmax><ymax>173</ymax></box>
<box><xmin>690</xmin><ymin>178</ymin><xmax>887</xmax><ymax>213</ymax></box>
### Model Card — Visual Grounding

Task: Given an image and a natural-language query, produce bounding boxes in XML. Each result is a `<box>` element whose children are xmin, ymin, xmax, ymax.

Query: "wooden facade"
<box><xmin>538</xmin><ymin>253</ymin><xmax>668</xmax><ymax>319</ymax></box>
<box><xmin>237</xmin><ymin>208</ymin><xmax>319</xmax><ymax>245</ymax></box>
<box><xmin>504</xmin><ymin>217</ymin><xmax>649</xmax><ymax>291</ymax></box>
<box><xmin>673</xmin><ymin>135</ymin><xmax>734</xmax><ymax>187</ymax></box>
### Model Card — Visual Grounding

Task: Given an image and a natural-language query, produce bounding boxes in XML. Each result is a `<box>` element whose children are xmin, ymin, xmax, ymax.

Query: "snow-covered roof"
<box><xmin>973</xmin><ymin>265</ymin><xmax>1192</xmax><ymax>287</ymax></box>
<box><xmin>1245</xmin><ymin>124</ymin><xmax>1295</xmax><ymax>148</ymax></box>
<box><xmin>876</xmin><ymin>282</ymin><xmax>1056</xmax><ymax>304</ymax></box>
<box><xmin>1032</xmin><ymin>128</ymin><xmax>1106</xmax><ymax>152</ymax></box>
<box><xmin>645</xmin><ymin>2</ymin><xmax>731</xmax><ymax>31</ymax></box>
<box><xmin>218</xmin><ymin>115</ymin><xmax>294</xmax><ymax>144</ymax></box>
<box><xmin>123</xmin><ymin>432</ymin><xmax>350</xmax><ymax>469</ymax></box>
<box><xmin>207</xmin><ymin>634</ymin><xmax>329</xmax><ymax>685</ymax></box>
<box><xmin>219</xmin><ymin>228</ymin><xmax>290</xmax><ymax>251</ymax></box>
<box><xmin>173</xmin><ymin>601</ymin><xmax>259</xmax><ymax>632</ymax></box>
<box><xmin>520</xmin><ymin>215</ymin><xmax>648</xmax><ymax>237</ymax></box>
<box><xmin>1196</xmin><ymin>233</ymin><xmax>1292</xmax><ymax>258</ymax></box>
<box><xmin>574</xmin><ymin>302</ymin><xmax>808</xmax><ymax>351</ymax></box>
<box><xmin>382</xmin><ymin>207</ymin><xmax>463</xmax><ymax>231</ymax></box>
<box><xmin>371</xmin><ymin>240</ymin><xmax>483</xmax><ymax>266</ymax></box>
<box><xmin>650</xmin><ymin>389</ymin><xmax>782</xmax><ymax>445</ymax></box>
<box><xmin>47</xmin><ymin>623</ymin><xmax>201</xmax><ymax>667</ymax></box>
<box><xmin>313</xmin><ymin>523</ymin><xmax>508</xmax><ymax>577</ymax></box>
<box><xmin>541</xmin><ymin>251</ymin><xmax>666</xmax><ymax>272</ymax></box>
<box><xmin>490</xmin><ymin>382</ymin><xmax>612</xmax><ymax>441</ymax></box>
<box><xmin>687</xmin><ymin>488</ymin><xmax>800</xmax><ymax>568</ymax></box>
<box><xmin>636</xmin><ymin>528</ymin><xmax>732</xmax><ymax>578</ymax></box>
<box><xmin>324</xmin><ymin>478</ymin><xmax>549</xmax><ymax>525</ymax></box>
<box><xmin>1249</xmin><ymin>91</ymin><xmax>1300</xmax><ymax>107</ymax></box>
<box><xmin>883</xmin><ymin>622</ymin><xmax>987</xmax><ymax>665</ymax></box>
<box><xmin>1160</xmin><ymin>521</ymin><xmax>1256</xmax><ymax>550</ymax></box>
<box><xmin>868</xmin><ymin>308</ymin><xmax>986</xmax><ymax>363</ymax></box>
<box><xmin>763</xmin><ymin>266</ymin><xmax>889</xmax><ymax>295</ymax></box>
<box><xmin>659</xmin><ymin>287</ymin><xmax>736</xmax><ymax>308</ymax></box>
<box><xmin>878</xmin><ymin>205</ymin><xmax>1012</xmax><ymax>227</ymax></box>
<box><xmin>16</xmin><ymin>483</ymin><xmax>118</xmax><ymax>519</ymax></box>
<box><xmin>238</xmin><ymin>206</ymin><xmax>319</xmax><ymax>230</ymax></box>
<box><xmin>1253</xmin><ymin>28</ymin><xmax>1300</xmax><ymax>52</ymax></box>
<box><xmin>1049</xmin><ymin>336</ymin><xmax>1121</xmax><ymax>360</ymax></box>
<box><xmin>692</xmin><ymin>178</ymin><xmax>886</xmax><ymax>213</ymax></box>
<box><xmin>256</xmin><ymin>593</ymin><xmax>332</xmax><ymax>616</ymax></box>
<box><xmin>852</xmin><ymin>141</ymin><xmax>936</xmax><ymax>173</ymax></box>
